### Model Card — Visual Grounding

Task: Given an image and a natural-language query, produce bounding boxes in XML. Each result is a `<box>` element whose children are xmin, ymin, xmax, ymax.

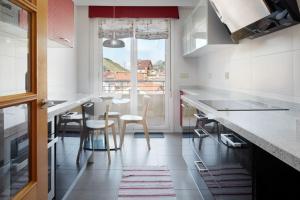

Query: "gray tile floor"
<box><xmin>66</xmin><ymin>133</ymin><xmax>204</xmax><ymax>200</ymax></box>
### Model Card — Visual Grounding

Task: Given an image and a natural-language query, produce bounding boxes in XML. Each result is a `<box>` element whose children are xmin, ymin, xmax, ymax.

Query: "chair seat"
<box><xmin>86</xmin><ymin>120</ymin><xmax>114</xmax><ymax>129</ymax></box>
<box><xmin>61</xmin><ymin>113</ymin><xmax>82</xmax><ymax>120</ymax></box>
<box><xmin>99</xmin><ymin>111</ymin><xmax>120</xmax><ymax>116</ymax></box>
<box><xmin>121</xmin><ymin>114</ymin><xmax>143</xmax><ymax>121</ymax></box>
<box><xmin>108</xmin><ymin>111</ymin><xmax>121</xmax><ymax>116</ymax></box>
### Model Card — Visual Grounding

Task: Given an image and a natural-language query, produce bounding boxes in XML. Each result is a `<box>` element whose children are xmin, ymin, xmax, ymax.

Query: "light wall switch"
<box><xmin>180</xmin><ymin>73</ymin><xmax>189</xmax><ymax>79</ymax></box>
<box><xmin>225</xmin><ymin>72</ymin><xmax>230</xmax><ymax>80</ymax></box>
<box><xmin>208</xmin><ymin>73</ymin><xmax>212</xmax><ymax>79</ymax></box>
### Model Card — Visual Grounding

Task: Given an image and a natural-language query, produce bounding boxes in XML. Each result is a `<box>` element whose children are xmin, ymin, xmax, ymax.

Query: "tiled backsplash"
<box><xmin>197</xmin><ymin>24</ymin><xmax>300</xmax><ymax>103</ymax></box>
<box><xmin>0</xmin><ymin>35</ymin><xmax>28</xmax><ymax>96</ymax></box>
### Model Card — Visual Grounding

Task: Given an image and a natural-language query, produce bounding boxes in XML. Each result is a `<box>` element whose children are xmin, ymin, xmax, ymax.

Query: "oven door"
<box><xmin>48</xmin><ymin>137</ymin><xmax>58</xmax><ymax>200</ymax></box>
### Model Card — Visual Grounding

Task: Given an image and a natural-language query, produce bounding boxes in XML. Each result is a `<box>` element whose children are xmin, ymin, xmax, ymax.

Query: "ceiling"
<box><xmin>73</xmin><ymin>0</ymin><xmax>199</xmax><ymax>7</ymax></box>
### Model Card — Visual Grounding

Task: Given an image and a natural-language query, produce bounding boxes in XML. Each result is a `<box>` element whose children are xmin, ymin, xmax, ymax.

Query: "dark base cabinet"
<box><xmin>183</xmin><ymin>128</ymin><xmax>253</xmax><ymax>200</ymax></box>
<box><xmin>253</xmin><ymin>146</ymin><xmax>300</xmax><ymax>200</ymax></box>
<box><xmin>183</xmin><ymin>127</ymin><xmax>300</xmax><ymax>200</ymax></box>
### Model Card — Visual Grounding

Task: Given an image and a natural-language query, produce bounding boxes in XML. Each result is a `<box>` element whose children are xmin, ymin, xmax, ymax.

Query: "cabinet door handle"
<box><xmin>194</xmin><ymin>161</ymin><xmax>208</xmax><ymax>172</ymax></box>
<box><xmin>194</xmin><ymin>129</ymin><xmax>209</xmax><ymax>138</ymax></box>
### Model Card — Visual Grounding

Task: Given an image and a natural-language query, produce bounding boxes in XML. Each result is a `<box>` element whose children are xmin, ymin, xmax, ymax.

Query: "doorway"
<box><xmin>99</xmin><ymin>19</ymin><xmax>171</xmax><ymax>130</ymax></box>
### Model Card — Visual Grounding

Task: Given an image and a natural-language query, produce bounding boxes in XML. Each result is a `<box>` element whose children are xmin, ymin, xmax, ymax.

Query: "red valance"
<box><xmin>89</xmin><ymin>6</ymin><xmax>179</xmax><ymax>19</ymax></box>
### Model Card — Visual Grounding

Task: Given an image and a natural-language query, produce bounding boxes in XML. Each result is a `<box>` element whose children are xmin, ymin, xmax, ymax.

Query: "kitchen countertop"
<box><xmin>180</xmin><ymin>87</ymin><xmax>300</xmax><ymax>172</ymax></box>
<box><xmin>47</xmin><ymin>94</ymin><xmax>92</xmax><ymax>119</ymax></box>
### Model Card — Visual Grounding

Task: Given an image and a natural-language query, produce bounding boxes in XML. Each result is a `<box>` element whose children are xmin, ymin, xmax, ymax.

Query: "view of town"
<box><xmin>101</xmin><ymin>39</ymin><xmax>167</xmax><ymax>126</ymax></box>
<box><xmin>102</xmin><ymin>58</ymin><xmax>166</xmax><ymax>94</ymax></box>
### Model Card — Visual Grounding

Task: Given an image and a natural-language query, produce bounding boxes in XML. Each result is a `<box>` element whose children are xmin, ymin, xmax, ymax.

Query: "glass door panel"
<box><xmin>137</xmin><ymin>39</ymin><xmax>166</xmax><ymax>127</ymax></box>
<box><xmin>0</xmin><ymin>0</ymin><xmax>30</xmax><ymax>97</ymax></box>
<box><xmin>0</xmin><ymin>1</ymin><xmax>33</xmax><ymax>199</ymax></box>
<box><xmin>0</xmin><ymin>104</ymin><xmax>30</xmax><ymax>199</ymax></box>
<box><xmin>102</xmin><ymin>38</ymin><xmax>132</xmax><ymax>114</ymax></box>
<box><xmin>101</xmin><ymin>37</ymin><xmax>169</xmax><ymax>129</ymax></box>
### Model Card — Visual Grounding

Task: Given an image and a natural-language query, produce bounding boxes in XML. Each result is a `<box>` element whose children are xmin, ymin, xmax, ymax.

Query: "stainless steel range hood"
<box><xmin>209</xmin><ymin>0</ymin><xmax>300</xmax><ymax>42</ymax></box>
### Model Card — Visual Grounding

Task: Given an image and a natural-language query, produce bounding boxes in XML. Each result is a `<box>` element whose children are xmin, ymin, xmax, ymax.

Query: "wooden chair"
<box><xmin>95</xmin><ymin>97</ymin><xmax>122</xmax><ymax>137</ymax></box>
<box><xmin>76</xmin><ymin>102</ymin><xmax>117</xmax><ymax>163</ymax></box>
<box><xmin>120</xmin><ymin>95</ymin><xmax>151</xmax><ymax>150</ymax></box>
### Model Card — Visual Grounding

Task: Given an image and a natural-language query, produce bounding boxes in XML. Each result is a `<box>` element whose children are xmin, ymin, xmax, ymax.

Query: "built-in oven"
<box><xmin>10</xmin><ymin>134</ymin><xmax>29</xmax><ymax>175</ymax></box>
<box><xmin>48</xmin><ymin>119</ymin><xmax>58</xmax><ymax>200</ymax></box>
<box><xmin>190</xmin><ymin>112</ymin><xmax>253</xmax><ymax>200</ymax></box>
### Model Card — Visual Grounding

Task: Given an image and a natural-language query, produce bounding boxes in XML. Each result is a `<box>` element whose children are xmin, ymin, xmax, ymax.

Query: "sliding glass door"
<box><xmin>137</xmin><ymin>39</ymin><xmax>167</xmax><ymax>127</ymax></box>
<box><xmin>102</xmin><ymin>38</ymin><xmax>132</xmax><ymax>114</ymax></box>
<box><xmin>101</xmin><ymin>37</ymin><xmax>170</xmax><ymax>129</ymax></box>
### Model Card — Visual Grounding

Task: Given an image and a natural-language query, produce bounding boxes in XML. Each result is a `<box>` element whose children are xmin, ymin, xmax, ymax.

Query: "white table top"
<box><xmin>112</xmin><ymin>98</ymin><xmax>130</xmax><ymax>105</ymax></box>
<box><xmin>48</xmin><ymin>93</ymin><xmax>92</xmax><ymax>119</ymax></box>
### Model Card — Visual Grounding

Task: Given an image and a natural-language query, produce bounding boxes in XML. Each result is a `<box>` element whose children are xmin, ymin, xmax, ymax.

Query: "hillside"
<box><xmin>153</xmin><ymin>60</ymin><xmax>165</xmax><ymax>70</ymax></box>
<box><xmin>103</xmin><ymin>58</ymin><xmax>128</xmax><ymax>72</ymax></box>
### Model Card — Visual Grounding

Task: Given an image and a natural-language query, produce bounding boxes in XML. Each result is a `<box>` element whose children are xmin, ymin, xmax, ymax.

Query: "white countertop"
<box><xmin>180</xmin><ymin>87</ymin><xmax>300</xmax><ymax>172</ymax></box>
<box><xmin>47</xmin><ymin>93</ymin><xmax>92</xmax><ymax>119</ymax></box>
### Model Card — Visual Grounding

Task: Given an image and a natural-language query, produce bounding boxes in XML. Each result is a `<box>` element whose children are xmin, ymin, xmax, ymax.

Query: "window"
<box><xmin>100</xmin><ymin>19</ymin><xmax>170</xmax><ymax>128</ymax></box>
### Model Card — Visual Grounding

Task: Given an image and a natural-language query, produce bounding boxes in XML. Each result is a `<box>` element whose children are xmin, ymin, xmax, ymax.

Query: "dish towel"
<box><xmin>118</xmin><ymin>166</ymin><xmax>177</xmax><ymax>200</ymax></box>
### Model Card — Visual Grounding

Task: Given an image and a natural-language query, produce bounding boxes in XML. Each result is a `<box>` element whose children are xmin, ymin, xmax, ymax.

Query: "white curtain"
<box><xmin>98</xmin><ymin>19</ymin><xmax>169</xmax><ymax>40</ymax></box>
<box><xmin>98</xmin><ymin>19</ymin><xmax>134</xmax><ymax>39</ymax></box>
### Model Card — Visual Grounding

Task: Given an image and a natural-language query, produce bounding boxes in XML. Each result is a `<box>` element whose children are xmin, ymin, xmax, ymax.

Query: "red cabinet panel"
<box><xmin>48</xmin><ymin>0</ymin><xmax>74</xmax><ymax>47</ymax></box>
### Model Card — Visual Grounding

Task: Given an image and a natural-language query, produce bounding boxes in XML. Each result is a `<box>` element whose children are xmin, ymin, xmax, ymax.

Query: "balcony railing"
<box><xmin>102</xmin><ymin>80</ymin><xmax>165</xmax><ymax>94</ymax></box>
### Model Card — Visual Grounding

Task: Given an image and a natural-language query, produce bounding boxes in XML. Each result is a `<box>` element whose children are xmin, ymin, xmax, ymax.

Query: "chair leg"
<box><xmin>111</xmin><ymin>124</ymin><xmax>117</xmax><ymax>149</ymax></box>
<box><xmin>120</xmin><ymin>121</ymin><xmax>126</xmax><ymax>148</ymax></box>
<box><xmin>62</xmin><ymin>122</ymin><xmax>67</xmax><ymax>140</ymax></box>
<box><xmin>117</xmin><ymin>117</ymin><xmax>121</xmax><ymax>137</ymax></box>
<box><xmin>76</xmin><ymin>124</ymin><xmax>84</xmax><ymax>164</ymax></box>
<box><xmin>142</xmin><ymin>120</ymin><xmax>150</xmax><ymax>150</ymax></box>
<box><xmin>104</xmin><ymin>127</ymin><xmax>111</xmax><ymax>163</ymax></box>
<box><xmin>90</xmin><ymin>130</ymin><xmax>95</xmax><ymax>163</ymax></box>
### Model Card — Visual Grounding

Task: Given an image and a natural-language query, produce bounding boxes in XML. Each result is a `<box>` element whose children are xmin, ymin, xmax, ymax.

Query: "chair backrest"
<box><xmin>142</xmin><ymin>95</ymin><xmax>151</xmax><ymax>119</ymax></box>
<box><xmin>104</xmin><ymin>104</ymin><xmax>110</xmax><ymax>128</ymax></box>
<box><xmin>81</xmin><ymin>102</ymin><xmax>94</xmax><ymax>128</ymax></box>
<box><xmin>94</xmin><ymin>98</ymin><xmax>113</xmax><ymax>117</ymax></box>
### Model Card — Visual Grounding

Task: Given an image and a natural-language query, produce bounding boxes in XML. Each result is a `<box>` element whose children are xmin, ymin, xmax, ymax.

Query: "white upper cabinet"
<box><xmin>182</xmin><ymin>0</ymin><xmax>234</xmax><ymax>57</ymax></box>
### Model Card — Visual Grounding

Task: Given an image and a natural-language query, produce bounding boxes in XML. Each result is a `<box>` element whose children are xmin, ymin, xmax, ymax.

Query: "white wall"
<box><xmin>76</xmin><ymin>6</ymin><xmax>91</xmax><ymax>94</ymax></box>
<box><xmin>47</xmin><ymin>47</ymin><xmax>77</xmax><ymax>99</ymax></box>
<box><xmin>197</xmin><ymin>24</ymin><xmax>300</xmax><ymax>103</ymax></box>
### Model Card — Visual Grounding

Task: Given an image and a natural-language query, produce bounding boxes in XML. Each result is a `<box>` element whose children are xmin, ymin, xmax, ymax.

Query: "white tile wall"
<box><xmin>0</xmin><ymin>34</ymin><xmax>77</xmax><ymax>99</ymax></box>
<box><xmin>197</xmin><ymin>24</ymin><xmax>300</xmax><ymax>102</ymax></box>
<box><xmin>0</xmin><ymin>35</ymin><xmax>28</xmax><ymax>96</ymax></box>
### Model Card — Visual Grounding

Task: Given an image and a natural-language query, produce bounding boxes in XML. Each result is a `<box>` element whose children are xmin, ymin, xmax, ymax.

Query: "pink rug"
<box><xmin>118</xmin><ymin>166</ymin><xmax>176</xmax><ymax>200</ymax></box>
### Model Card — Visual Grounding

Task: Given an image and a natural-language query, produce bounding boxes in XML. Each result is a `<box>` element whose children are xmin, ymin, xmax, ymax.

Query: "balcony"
<box><xmin>102</xmin><ymin>80</ymin><xmax>166</xmax><ymax>126</ymax></box>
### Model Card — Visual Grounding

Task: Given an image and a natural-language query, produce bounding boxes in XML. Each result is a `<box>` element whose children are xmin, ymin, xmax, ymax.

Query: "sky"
<box><xmin>103</xmin><ymin>38</ymin><xmax>166</xmax><ymax>70</ymax></box>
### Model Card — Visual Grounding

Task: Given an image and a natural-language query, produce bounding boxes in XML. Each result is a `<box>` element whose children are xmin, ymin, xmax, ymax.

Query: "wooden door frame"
<box><xmin>0</xmin><ymin>0</ymin><xmax>48</xmax><ymax>199</ymax></box>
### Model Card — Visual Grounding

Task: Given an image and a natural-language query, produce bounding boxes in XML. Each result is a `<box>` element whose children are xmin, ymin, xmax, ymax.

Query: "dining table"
<box><xmin>83</xmin><ymin>96</ymin><xmax>130</xmax><ymax>151</ymax></box>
